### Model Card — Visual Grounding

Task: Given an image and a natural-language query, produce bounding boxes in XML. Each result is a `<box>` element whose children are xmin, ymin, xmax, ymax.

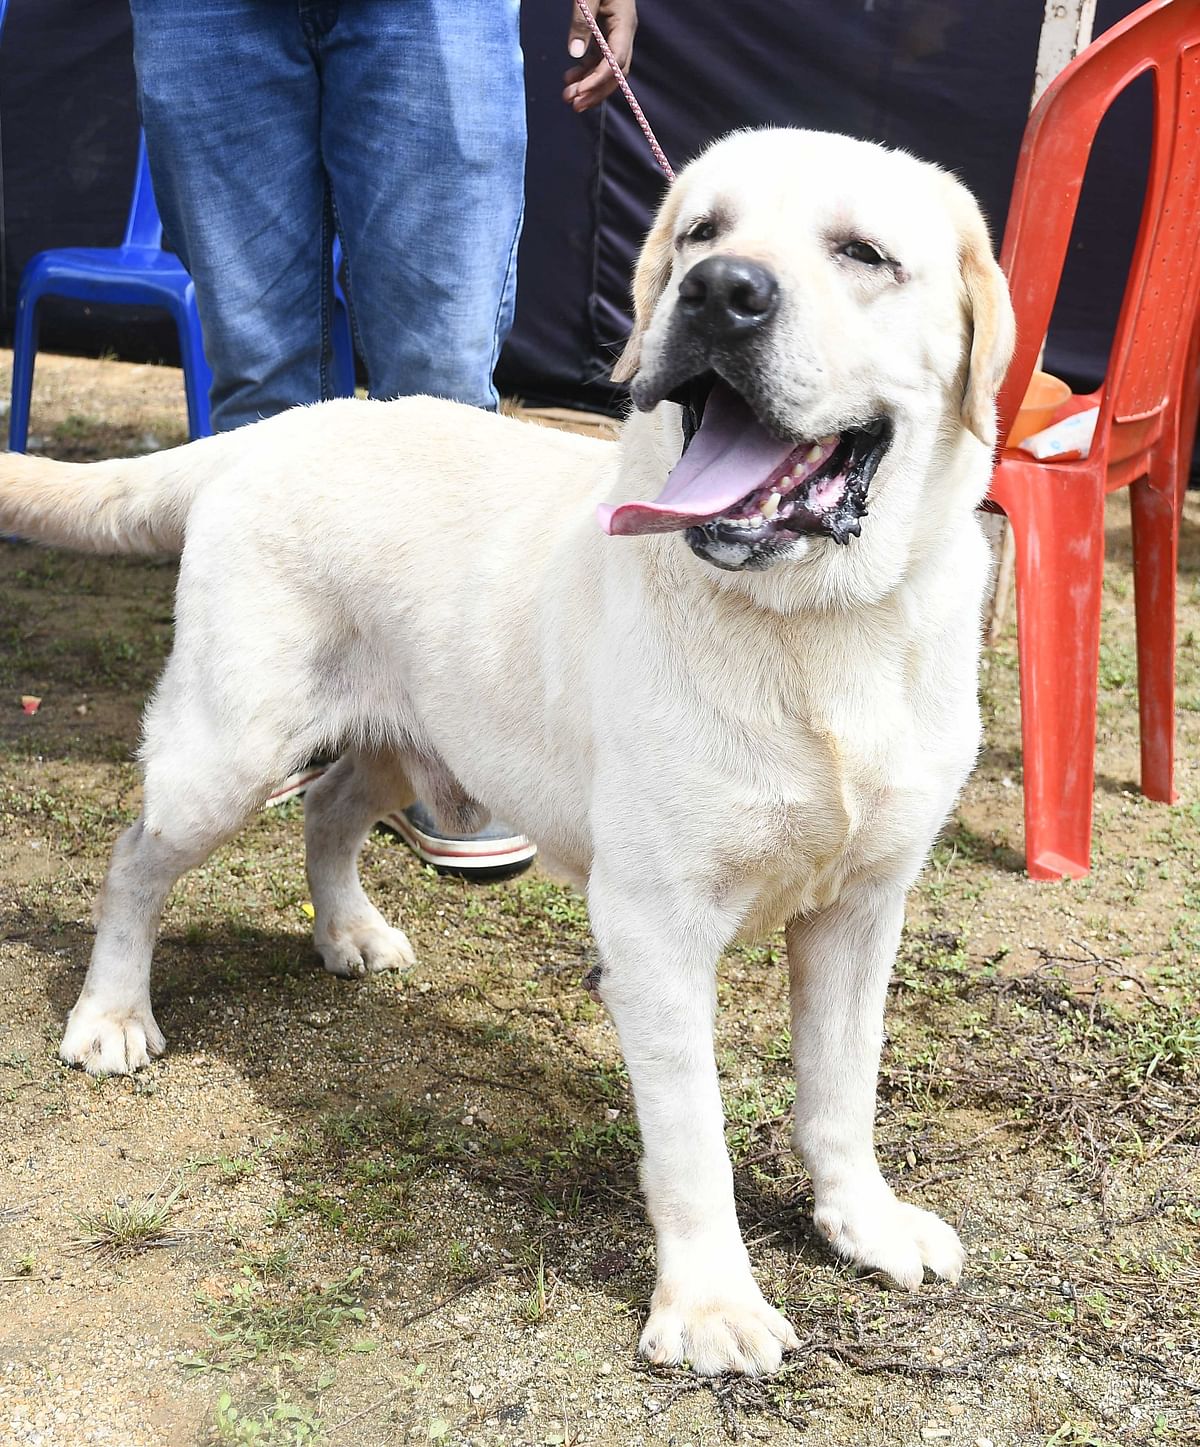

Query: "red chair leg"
<box><xmin>995</xmin><ymin>460</ymin><xmax>1106</xmax><ymax>879</ymax></box>
<box><xmin>1129</xmin><ymin>476</ymin><xmax>1180</xmax><ymax>804</ymax></box>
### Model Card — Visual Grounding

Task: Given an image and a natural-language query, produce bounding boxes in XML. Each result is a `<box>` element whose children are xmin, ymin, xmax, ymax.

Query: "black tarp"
<box><xmin>0</xmin><ymin>0</ymin><xmax>1153</xmax><ymax>410</ymax></box>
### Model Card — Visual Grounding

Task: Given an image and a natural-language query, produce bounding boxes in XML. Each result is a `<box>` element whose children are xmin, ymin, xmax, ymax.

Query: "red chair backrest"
<box><xmin>996</xmin><ymin>0</ymin><xmax>1200</xmax><ymax>470</ymax></box>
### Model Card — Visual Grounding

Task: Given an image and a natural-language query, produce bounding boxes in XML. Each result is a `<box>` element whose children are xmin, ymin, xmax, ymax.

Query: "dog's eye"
<box><xmin>686</xmin><ymin>219</ymin><xmax>719</xmax><ymax>244</ymax></box>
<box><xmin>840</xmin><ymin>239</ymin><xmax>888</xmax><ymax>267</ymax></box>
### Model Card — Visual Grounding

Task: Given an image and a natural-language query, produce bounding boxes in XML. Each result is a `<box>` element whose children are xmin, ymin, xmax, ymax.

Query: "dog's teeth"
<box><xmin>818</xmin><ymin>434</ymin><xmax>838</xmax><ymax>448</ymax></box>
<box><xmin>759</xmin><ymin>491</ymin><xmax>780</xmax><ymax>520</ymax></box>
<box><xmin>805</xmin><ymin>444</ymin><xmax>824</xmax><ymax>464</ymax></box>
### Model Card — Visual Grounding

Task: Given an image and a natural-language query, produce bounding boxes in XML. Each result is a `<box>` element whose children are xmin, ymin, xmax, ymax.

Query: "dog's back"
<box><xmin>0</xmin><ymin>395</ymin><xmax>616</xmax><ymax>561</ymax></box>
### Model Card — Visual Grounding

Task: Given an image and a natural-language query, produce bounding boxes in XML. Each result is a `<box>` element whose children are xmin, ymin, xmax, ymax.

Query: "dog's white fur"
<box><xmin>0</xmin><ymin>129</ymin><xmax>1013</xmax><ymax>1376</ymax></box>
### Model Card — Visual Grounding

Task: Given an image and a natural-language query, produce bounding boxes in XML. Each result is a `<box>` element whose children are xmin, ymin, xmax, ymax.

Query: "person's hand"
<box><xmin>563</xmin><ymin>0</ymin><xmax>637</xmax><ymax>112</ymax></box>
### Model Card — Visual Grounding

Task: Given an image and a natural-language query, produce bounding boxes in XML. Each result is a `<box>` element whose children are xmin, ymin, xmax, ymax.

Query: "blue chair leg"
<box><xmin>331</xmin><ymin>293</ymin><xmax>357</xmax><ymax>399</ymax></box>
<box><xmin>174</xmin><ymin>288</ymin><xmax>213</xmax><ymax>439</ymax></box>
<box><xmin>8</xmin><ymin>276</ymin><xmax>43</xmax><ymax>453</ymax></box>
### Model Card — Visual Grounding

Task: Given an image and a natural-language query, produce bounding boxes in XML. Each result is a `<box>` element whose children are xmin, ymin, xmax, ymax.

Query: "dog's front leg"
<box><xmin>589</xmin><ymin>873</ymin><xmax>799</xmax><ymax>1376</ymax></box>
<box><xmin>786</xmin><ymin>883</ymin><xmax>964</xmax><ymax>1289</ymax></box>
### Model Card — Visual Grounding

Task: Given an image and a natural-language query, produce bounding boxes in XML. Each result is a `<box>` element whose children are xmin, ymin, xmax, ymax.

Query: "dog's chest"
<box><xmin>717</xmin><ymin>653</ymin><xmax>965</xmax><ymax>929</ymax></box>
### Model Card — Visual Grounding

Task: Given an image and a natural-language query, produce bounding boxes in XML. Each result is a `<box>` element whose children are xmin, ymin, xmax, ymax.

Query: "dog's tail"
<box><xmin>0</xmin><ymin>433</ymin><xmax>233</xmax><ymax>556</ymax></box>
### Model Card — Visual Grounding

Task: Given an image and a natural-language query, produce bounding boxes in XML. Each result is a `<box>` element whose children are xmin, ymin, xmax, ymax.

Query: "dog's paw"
<box><xmin>639</xmin><ymin>1279</ymin><xmax>799</xmax><ymax>1377</ymax></box>
<box><xmin>317</xmin><ymin>917</ymin><xmax>417</xmax><ymax>978</ymax></box>
<box><xmin>815</xmin><ymin>1187</ymin><xmax>964</xmax><ymax>1290</ymax></box>
<box><xmin>59</xmin><ymin>998</ymin><xmax>165</xmax><ymax>1076</ymax></box>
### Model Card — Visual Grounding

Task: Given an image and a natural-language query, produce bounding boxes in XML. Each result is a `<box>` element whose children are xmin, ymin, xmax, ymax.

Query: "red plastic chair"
<box><xmin>987</xmin><ymin>0</ymin><xmax>1200</xmax><ymax>880</ymax></box>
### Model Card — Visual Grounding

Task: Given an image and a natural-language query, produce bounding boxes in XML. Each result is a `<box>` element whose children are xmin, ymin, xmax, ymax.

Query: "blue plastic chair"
<box><xmin>8</xmin><ymin>132</ymin><xmax>357</xmax><ymax>450</ymax></box>
<box><xmin>9</xmin><ymin>134</ymin><xmax>213</xmax><ymax>448</ymax></box>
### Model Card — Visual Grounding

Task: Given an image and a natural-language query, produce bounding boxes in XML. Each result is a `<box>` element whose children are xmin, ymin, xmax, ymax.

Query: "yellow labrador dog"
<box><xmin>0</xmin><ymin>129</ymin><xmax>1013</xmax><ymax>1377</ymax></box>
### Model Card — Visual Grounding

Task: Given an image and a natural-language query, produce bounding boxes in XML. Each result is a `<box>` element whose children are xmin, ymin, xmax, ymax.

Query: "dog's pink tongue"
<box><xmin>597</xmin><ymin>382</ymin><xmax>794</xmax><ymax>536</ymax></box>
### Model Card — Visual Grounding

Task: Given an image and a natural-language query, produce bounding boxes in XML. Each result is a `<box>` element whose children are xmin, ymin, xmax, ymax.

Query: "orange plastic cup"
<box><xmin>1006</xmin><ymin>369</ymin><xmax>1072</xmax><ymax>446</ymax></box>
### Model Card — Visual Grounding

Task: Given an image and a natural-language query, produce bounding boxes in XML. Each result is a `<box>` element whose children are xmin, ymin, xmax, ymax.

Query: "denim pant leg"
<box><xmin>130</xmin><ymin>0</ymin><xmax>331</xmax><ymax>432</ymax></box>
<box><xmin>319</xmin><ymin>0</ymin><xmax>527</xmax><ymax>409</ymax></box>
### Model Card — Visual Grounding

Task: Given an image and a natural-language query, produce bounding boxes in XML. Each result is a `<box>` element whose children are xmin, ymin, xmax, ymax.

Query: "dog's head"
<box><xmin>600</xmin><ymin>129</ymin><xmax>1014</xmax><ymax>597</ymax></box>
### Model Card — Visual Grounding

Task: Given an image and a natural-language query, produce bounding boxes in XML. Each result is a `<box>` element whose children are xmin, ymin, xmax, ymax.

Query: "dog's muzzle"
<box><xmin>598</xmin><ymin>372</ymin><xmax>891</xmax><ymax>570</ymax></box>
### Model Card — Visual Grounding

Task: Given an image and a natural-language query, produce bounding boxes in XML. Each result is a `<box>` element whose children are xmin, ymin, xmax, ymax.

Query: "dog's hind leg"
<box><xmin>59</xmin><ymin>721</ymin><xmax>293</xmax><ymax>1076</ymax></box>
<box><xmin>304</xmin><ymin>750</ymin><xmax>419</xmax><ymax>978</ymax></box>
<box><xmin>59</xmin><ymin>819</ymin><xmax>197</xmax><ymax>1075</ymax></box>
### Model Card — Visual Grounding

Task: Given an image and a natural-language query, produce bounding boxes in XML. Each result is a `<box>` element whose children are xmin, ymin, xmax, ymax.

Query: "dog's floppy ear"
<box><xmin>951</xmin><ymin>186</ymin><xmax>1016</xmax><ymax>448</ymax></box>
<box><xmin>611</xmin><ymin>189</ymin><xmax>682</xmax><ymax>385</ymax></box>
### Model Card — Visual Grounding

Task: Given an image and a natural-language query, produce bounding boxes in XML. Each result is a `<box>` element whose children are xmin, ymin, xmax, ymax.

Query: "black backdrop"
<box><xmin>0</xmin><ymin>0</ymin><xmax>1151</xmax><ymax>411</ymax></box>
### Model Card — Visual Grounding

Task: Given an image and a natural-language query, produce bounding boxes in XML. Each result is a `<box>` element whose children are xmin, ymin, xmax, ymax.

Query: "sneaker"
<box><xmin>265</xmin><ymin>763</ymin><xmax>329</xmax><ymax>807</ymax></box>
<box><xmin>381</xmin><ymin>801</ymin><xmax>536</xmax><ymax>876</ymax></box>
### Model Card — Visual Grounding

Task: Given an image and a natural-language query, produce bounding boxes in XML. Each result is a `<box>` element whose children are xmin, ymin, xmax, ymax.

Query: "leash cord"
<box><xmin>573</xmin><ymin>0</ymin><xmax>676</xmax><ymax>182</ymax></box>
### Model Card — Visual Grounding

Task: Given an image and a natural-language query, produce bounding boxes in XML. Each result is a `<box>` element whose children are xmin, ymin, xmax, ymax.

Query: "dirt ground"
<box><xmin>0</xmin><ymin>351</ymin><xmax>1197</xmax><ymax>1447</ymax></box>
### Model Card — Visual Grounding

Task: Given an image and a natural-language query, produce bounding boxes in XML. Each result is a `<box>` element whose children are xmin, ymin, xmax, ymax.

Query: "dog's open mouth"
<box><xmin>597</xmin><ymin>376</ymin><xmax>891</xmax><ymax>557</ymax></box>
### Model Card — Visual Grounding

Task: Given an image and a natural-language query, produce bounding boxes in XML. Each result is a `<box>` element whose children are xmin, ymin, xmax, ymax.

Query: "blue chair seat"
<box><xmin>23</xmin><ymin>245</ymin><xmax>204</xmax><ymax>293</ymax></box>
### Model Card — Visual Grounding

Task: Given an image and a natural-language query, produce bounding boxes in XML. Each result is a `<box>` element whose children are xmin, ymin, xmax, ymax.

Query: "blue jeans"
<box><xmin>131</xmin><ymin>0</ymin><xmax>526</xmax><ymax>430</ymax></box>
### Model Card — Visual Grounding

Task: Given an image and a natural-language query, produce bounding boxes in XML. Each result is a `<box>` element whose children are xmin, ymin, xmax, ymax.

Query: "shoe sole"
<box><xmin>265</xmin><ymin>766</ymin><xmax>328</xmax><ymax>807</ymax></box>
<box><xmin>264</xmin><ymin>772</ymin><xmax>536</xmax><ymax>875</ymax></box>
<box><xmin>380</xmin><ymin>811</ymin><xmax>537</xmax><ymax>874</ymax></box>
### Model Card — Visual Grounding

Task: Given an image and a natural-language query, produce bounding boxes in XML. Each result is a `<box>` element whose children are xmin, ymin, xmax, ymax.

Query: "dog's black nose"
<box><xmin>676</xmin><ymin>256</ymin><xmax>779</xmax><ymax>337</ymax></box>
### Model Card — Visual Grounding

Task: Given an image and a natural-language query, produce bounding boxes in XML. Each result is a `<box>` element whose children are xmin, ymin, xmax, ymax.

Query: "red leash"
<box><xmin>574</xmin><ymin>0</ymin><xmax>676</xmax><ymax>182</ymax></box>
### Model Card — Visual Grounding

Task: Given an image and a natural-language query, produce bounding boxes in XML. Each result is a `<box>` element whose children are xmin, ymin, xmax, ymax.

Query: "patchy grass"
<box><xmin>214</xmin><ymin>1387</ymin><xmax>324</xmax><ymax>1447</ymax></box>
<box><xmin>188</xmin><ymin>1264</ymin><xmax>370</xmax><ymax>1371</ymax></box>
<box><xmin>517</xmin><ymin>1253</ymin><xmax>556</xmax><ymax>1325</ymax></box>
<box><xmin>71</xmin><ymin>1180</ymin><xmax>188</xmax><ymax>1260</ymax></box>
